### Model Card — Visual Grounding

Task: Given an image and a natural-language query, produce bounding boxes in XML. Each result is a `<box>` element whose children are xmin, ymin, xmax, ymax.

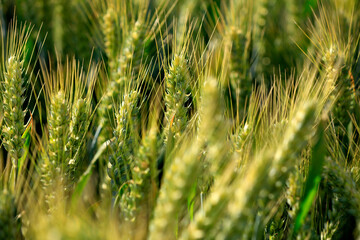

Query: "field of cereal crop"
<box><xmin>1</xmin><ymin>0</ymin><xmax>360</xmax><ymax>239</ymax></box>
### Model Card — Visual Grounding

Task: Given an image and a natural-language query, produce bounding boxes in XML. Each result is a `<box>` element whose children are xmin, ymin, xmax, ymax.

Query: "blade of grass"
<box><xmin>294</xmin><ymin>119</ymin><xmax>326</xmax><ymax>234</ymax></box>
<box><xmin>187</xmin><ymin>181</ymin><xmax>197</xmax><ymax>221</ymax></box>
<box><xmin>18</xmin><ymin>112</ymin><xmax>33</xmax><ymax>176</ymax></box>
<box><xmin>71</xmin><ymin>139</ymin><xmax>111</xmax><ymax>209</ymax></box>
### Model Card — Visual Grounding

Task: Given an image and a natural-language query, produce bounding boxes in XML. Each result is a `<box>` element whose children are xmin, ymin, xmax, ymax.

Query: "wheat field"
<box><xmin>0</xmin><ymin>0</ymin><xmax>360</xmax><ymax>239</ymax></box>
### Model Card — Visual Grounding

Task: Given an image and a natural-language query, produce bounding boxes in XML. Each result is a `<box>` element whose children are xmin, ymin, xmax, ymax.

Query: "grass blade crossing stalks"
<box><xmin>294</xmin><ymin>118</ymin><xmax>326</xmax><ymax>234</ymax></box>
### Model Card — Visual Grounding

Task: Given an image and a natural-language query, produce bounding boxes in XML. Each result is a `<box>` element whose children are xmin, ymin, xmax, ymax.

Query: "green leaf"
<box><xmin>187</xmin><ymin>181</ymin><xmax>197</xmax><ymax>221</ymax></box>
<box><xmin>71</xmin><ymin>139</ymin><xmax>111</xmax><ymax>209</ymax></box>
<box><xmin>9</xmin><ymin>165</ymin><xmax>16</xmax><ymax>193</ymax></box>
<box><xmin>294</xmin><ymin>120</ymin><xmax>326</xmax><ymax>234</ymax></box>
<box><xmin>304</xmin><ymin>0</ymin><xmax>318</xmax><ymax>16</ymax></box>
<box><xmin>18</xmin><ymin>119</ymin><xmax>32</xmax><ymax>176</ymax></box>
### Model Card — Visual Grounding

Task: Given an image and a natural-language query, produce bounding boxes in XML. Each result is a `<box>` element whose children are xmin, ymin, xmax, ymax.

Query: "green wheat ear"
<box><xmin>0</xmin><ymin>19</ymin><xmax>38</xmax><ymax>188</ymax></box>
<box><xmin>119</xmin><ymin>124</ymin><xmax>157</xmax><ymax>222</ymax></box>
<box><xmin>164</xmin><ymin>54</ymin><xmax>190</xmax><ymax>144</ymax></box>
<box><xmin>323</xmin><ymin>157</ymin><xmax>360</xmax><ymax>236</ymax></box>
<box><xmin>52</xmin><ymin>0</ymin><xmax>64</xmax><ymax>55</ymax></box>
<box><xmin>67</xmin><ymin>98</ymin><xmax>91</xmax><ymax>182</ymax></box>
<box><xmin>253</xmin><ymin>0</ymin><xmax>269</xmax><ymax>78</ymax></box>
<box><xmin>102</xmin><ymin>6</ymin><xmax>117</xmax><ymax>76</ymax></box>
<box><xmin>97</xmin><ymin>20</ymin><xmax>145</xmax><ymax>147</ymax></box>
<box><xmin>218</xmin><ymin>101</ymin><xmax>317</xmax><ymax>239</ymax></box>
<box><xmin>117</xmin><ymin>20</ymin><xmax>145</xmax><ymax>79</ymax></box>
<box><xmin>108</xmin><ymin>91</ymin><xmax>140</xmax><ymax>196</ymax></box>
<box><xmin>41</xmin><ymin>90</ymin><xmax>70</xmax><ymax>204</ymax></box>
<box><xmin>150</xmin><ymin>77</ymin><xmax>222</xmax><ymax>240</ymax></box>
<box><xmin>227</xmin><ymin>27</ymin><xmax>252</xmax><ymax>120</ymax></box>
<box><xmin>2</xmin><ymin>56</ymin><xmax>25</xmax><ymax>172</ymax></box>
<box><xmin>48</xmin><ymin>90</ymin><xmax>70</xmax><ymax>167</ymax></box>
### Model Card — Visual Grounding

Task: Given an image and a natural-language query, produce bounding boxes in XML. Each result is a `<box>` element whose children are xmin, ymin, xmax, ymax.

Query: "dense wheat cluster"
<box><xmin>1</xmin><ymin>0</ymin><xmax>360</xmax><ymax>239</ymax></box>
